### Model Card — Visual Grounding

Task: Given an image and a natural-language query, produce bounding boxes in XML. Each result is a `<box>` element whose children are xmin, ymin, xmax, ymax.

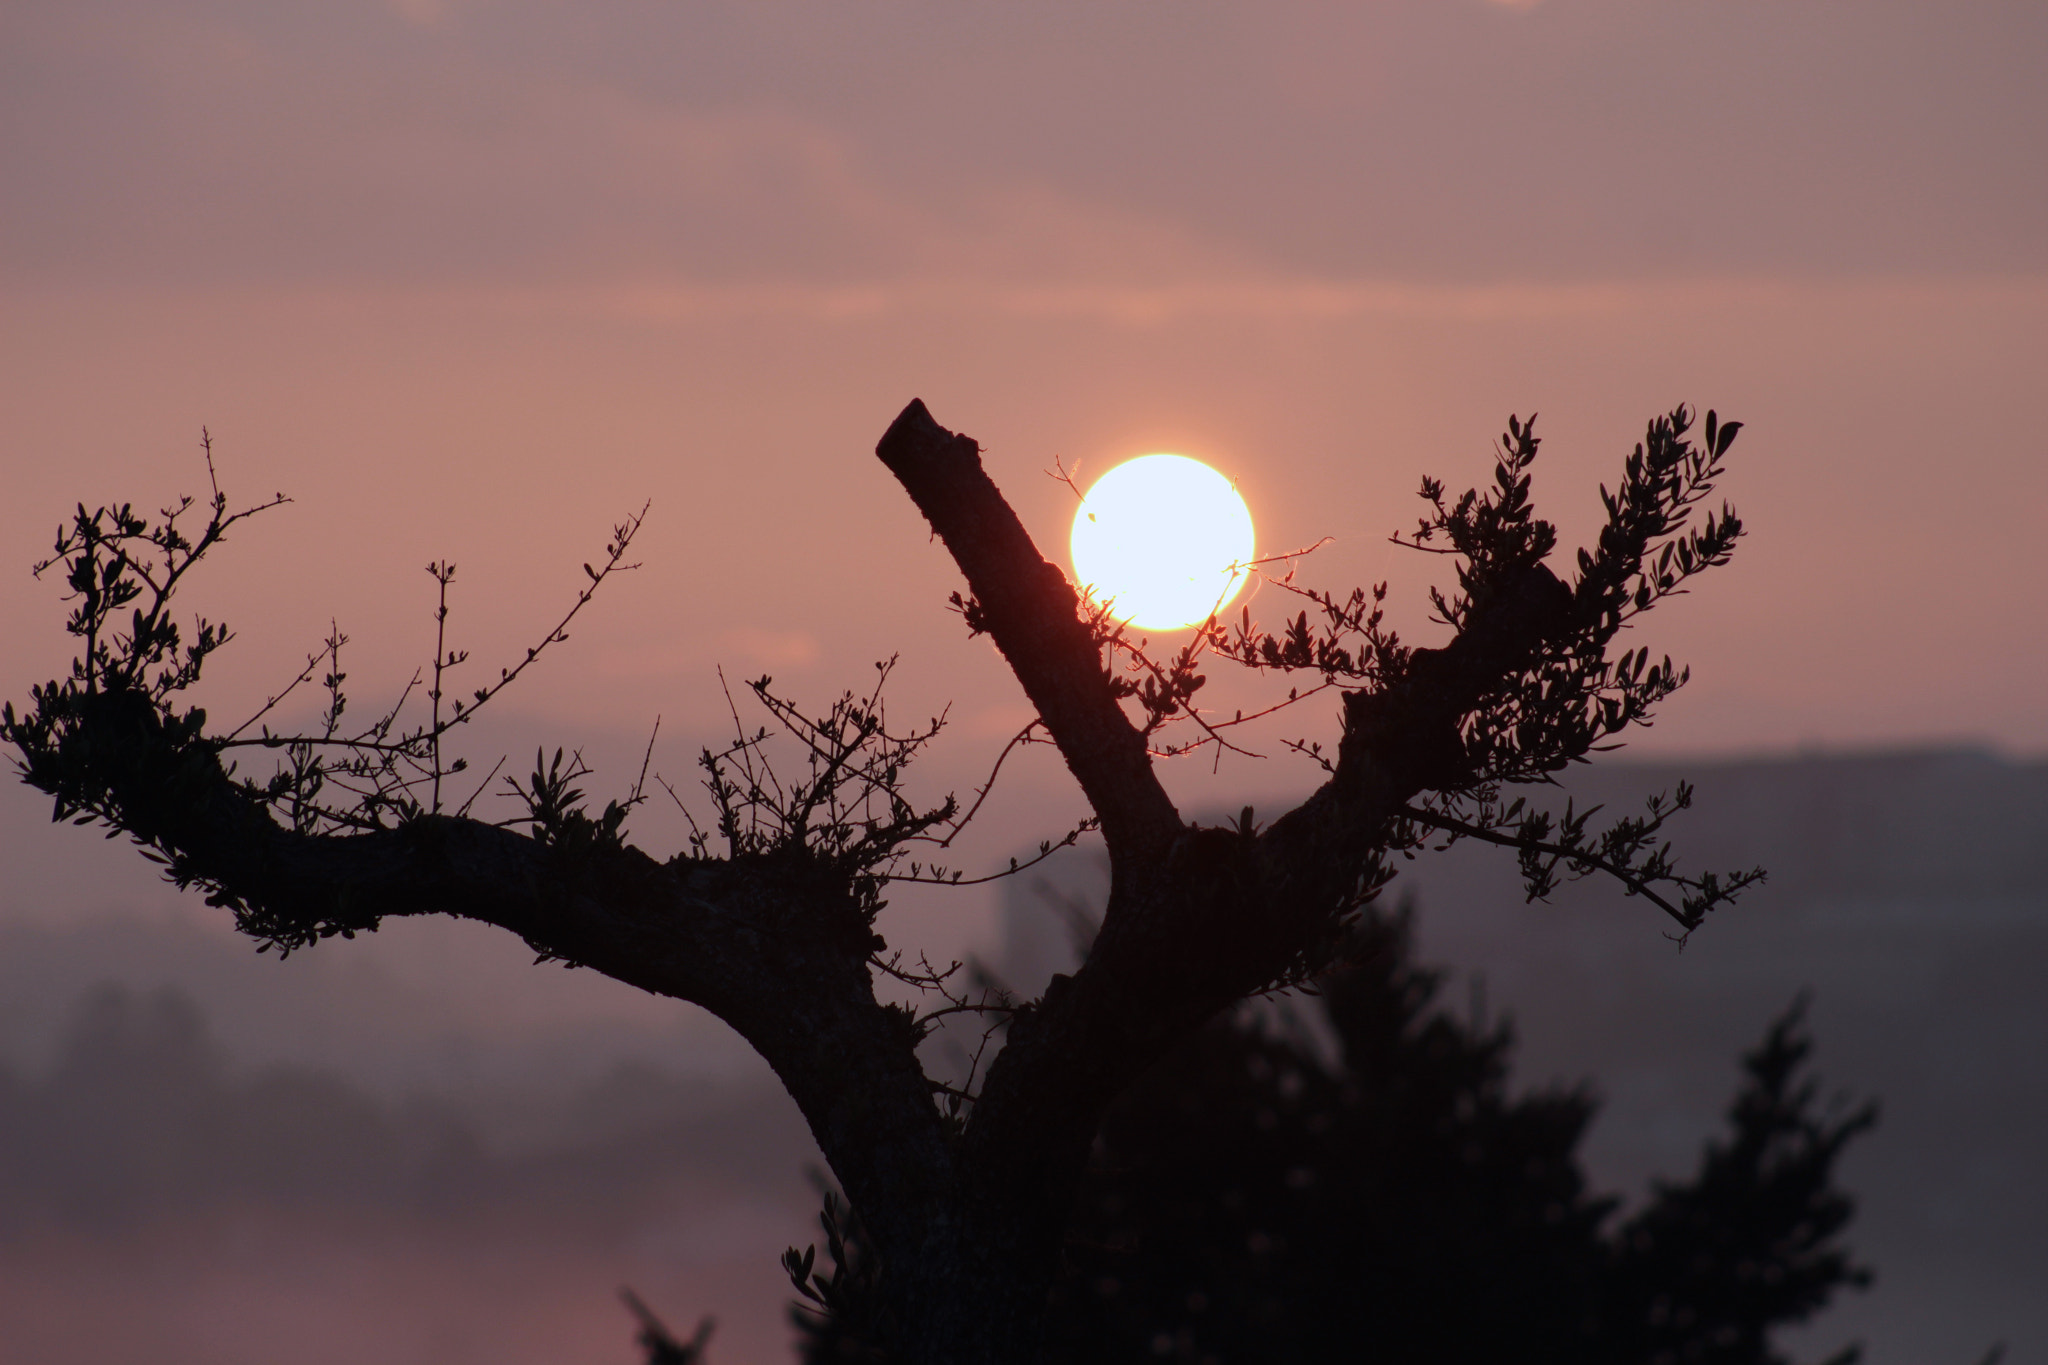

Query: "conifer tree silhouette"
<box><xmin>791</xmin><ymin>904</ymin><xmax>1873</xmax><ymax>1365</ymax></box>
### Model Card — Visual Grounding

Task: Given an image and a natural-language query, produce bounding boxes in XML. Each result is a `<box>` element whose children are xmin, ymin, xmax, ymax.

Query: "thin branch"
<box><xmin>888</xmin><ymin>817</ymin><xmax>1097</xmax><ymax>887</ymax></box>
<box><xmin>653</xmin><ymin>772</ymin><xmax>711</xmax><ymax>853</ymax></box>
<box><xmin>631</xmin><ymin>715</ymin><xmax>661</xmax><ymax>805</ymax></box>
<box><xmin>916</xmin><ymin>1000</ymin><xmax>1020</xmax><ymax>1025</ymax></box>
<box><xmin>876</xmin><ymin>400</ymin><xmax>1181</xmax><ymax>864</ymax></box>
<box><xmin>1399</xmin><ymin>802</ymin><xmax>1698</xmax><ymax>930</ymax></box>
<box><xmin>453</xmin><ymin>754</ymin><xmax>508</xmax><ymax>820</ymax></box>
<box><xmin>1242</xmin><ymin>537</ymin><xmax>1335</xmax><ymax>567</ymax></box>
<box><xmin>427</xmin><ymin>560</ymin><xmax>459</xmax><ymax>814</ymax></box>
<box><xmin>1046</xmin><ymin>454</ymin><xmax>1085</xmax><ymax>500</ymax></box>
<box><xmin>1387</xmin><ymin>531</ymin><xmax>1464</xmax><ymax>555</ymax></box>
<box><xmin>1204</xmin><ymin>679</ymin><xmax>1343</xmax><ymax>733</ymax></box>
<box><xmin>224</xmin><ymin>642</ymin><xmax>328</xmax><ymax>742</ymax></box>
<box><xmin>452</xmin><ymin>502</ymin><xmax>648</xmax><ymax>738</ymax></box>
<box><xmin>929</xmin><ymin>719</ymin><xmax>1045</xmax><ymax>848</ymax></box>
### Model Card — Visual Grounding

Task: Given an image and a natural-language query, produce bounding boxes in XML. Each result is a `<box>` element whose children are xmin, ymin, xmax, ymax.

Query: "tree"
<box><xmin>5</xmin><ymin>401</ymin><xmax>1761</xmax><ymax>1364</ymax></box>
<box><xmin>786</xmin><ymin>902</ymin><xmax>1874</xmax><ymax>1365</ymax></box>
<box><xmin>1029</xmin><ymin>904</ymin><xmax>1874</xmax><ymax>1365</ymax></box>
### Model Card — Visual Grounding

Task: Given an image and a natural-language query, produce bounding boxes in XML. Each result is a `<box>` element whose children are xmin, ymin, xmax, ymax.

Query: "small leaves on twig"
<box><xmin>0</xmin><ymin>440</ymin><xmax>658</xmax><ymax>939</ymax></box>
<box><xmin>1209</xmin><ymin>407</ymin><xmax>1754</xmax><ymax>964</ymax></box>
<box><xmin>784</xmin><ymin>1190</ymin><xmax>887</xmax><ymax>1343</ymax></box>
<box><xmin>678</xmin><ymin>658</ymin><xmax>960</xmax><ymax>922</ymax></box>
<box><xmin>1401</xmin><ymin>784</ymin><xmax>1765</xmax><ymax>936</ymax></box>
<box><xmin>219</xmin><ymin>502</ymin><xmax>650</xmax><ymax>837</ymax></box>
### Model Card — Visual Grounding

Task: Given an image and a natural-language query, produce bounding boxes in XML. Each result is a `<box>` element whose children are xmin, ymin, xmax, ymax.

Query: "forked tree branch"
<box><xmin>875</xmin><ymin>400</ymin><xmax>1577</xmax><ymax>1223</ymax></box>
<box><xmin>875</xmin><ymin>400</ymin><xmax>1182</xmax><ymax>867</ymax></box>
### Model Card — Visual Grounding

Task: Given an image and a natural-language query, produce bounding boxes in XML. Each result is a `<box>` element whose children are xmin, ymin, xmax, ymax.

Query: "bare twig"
<box><xmin>926</xmin><ymin>719</ymin><xmax>1046</xmax><ymax>849</ymax></box>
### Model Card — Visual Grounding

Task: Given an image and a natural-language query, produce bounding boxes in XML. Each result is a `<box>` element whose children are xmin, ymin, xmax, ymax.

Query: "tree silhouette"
<box><xmin>6</xmin><ymin>401</ymin><xmax>1761</xmax><ymax>1364</ymax></box>
<box><xmin>1054</xmin><ymin>905</ymin><xmax>1873</xmax><ymax>1365</ymax></box>
<box><xmin>622</xmin><ymin>1289</ymin><xmax>716</xmax><ymax>1365</ymax></box>
<box><xmin>790</xmin><ymin>904</ymin><xmax>1873</xmax><ymax>1365</ymax></box>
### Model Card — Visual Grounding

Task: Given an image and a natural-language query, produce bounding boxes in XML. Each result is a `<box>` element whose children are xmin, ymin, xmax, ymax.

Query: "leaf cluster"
<box><xmin>674</xmin><ymin>661</ymin><xmax>959</xmax><ymax>920</ymax></box>
<box><xmin>506</xmin><ymin>746</ymin><xmax>640</xmax><ymax>857</ymax></box>
<box><xmin>2</xmin><ymin>438</ymin><xmax>286</xmax><ymax>843</ymax></box>
<box><xmin>0</xmin><ymin>440</ymin><xmax>671</xmax><ymax>952</ymax></box>
<box><xmin>1417</xmin><ymin>408</ymin><xmax>1744</xmax><ymax>787</ymax></box>
<box><xmin>1394</xmin><ymin>409</ymin><xmax>1754</xmax><ymax>932</ymax></box>
<box><xmin>785</xmin><ymin>1188</ymin><xmax>890</xmax><ymax>1361</ymax></box>
<box><xmin>1208</xmin><ymin>408</ymin><xmax>1757</xmax><ymax>935</ymax></box>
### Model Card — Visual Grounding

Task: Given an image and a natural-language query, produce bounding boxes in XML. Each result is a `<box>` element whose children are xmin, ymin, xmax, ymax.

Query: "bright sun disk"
<box><xmin>1070</xmin><ymin>454</ymin><xmax>1255</xmax><ymax>632</ymax></box>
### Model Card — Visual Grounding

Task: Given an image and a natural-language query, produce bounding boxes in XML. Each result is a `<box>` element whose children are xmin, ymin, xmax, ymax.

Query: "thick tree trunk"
<box><xmin>886</xmin><ymin>1212</ymin><xmax>1061</xmax><ymax>1365</ymax></box>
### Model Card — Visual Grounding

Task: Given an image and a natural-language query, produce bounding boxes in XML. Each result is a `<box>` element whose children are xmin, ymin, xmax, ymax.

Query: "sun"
<box><xmin>1069</xmin><ymin>454</ymin><xmax>1256</xmax><ymax>632</ymax></box>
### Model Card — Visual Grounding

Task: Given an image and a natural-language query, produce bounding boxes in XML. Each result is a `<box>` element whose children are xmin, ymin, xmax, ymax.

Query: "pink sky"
<box><xmin>2</xmin><ymin>6</ymin><xmax>2044</xmax><ymax>1360</ymax></box>
<box><xmin>6</xmin><ymin>0</ymin><xmax>2042</xmax><ymax>765</ymax></box>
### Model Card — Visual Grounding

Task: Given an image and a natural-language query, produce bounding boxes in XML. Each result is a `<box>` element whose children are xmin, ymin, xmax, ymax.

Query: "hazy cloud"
<box><xmin>5</xmin><ymin>0</ymin><xmax>2043</xmax><ymax>291</ymax></box>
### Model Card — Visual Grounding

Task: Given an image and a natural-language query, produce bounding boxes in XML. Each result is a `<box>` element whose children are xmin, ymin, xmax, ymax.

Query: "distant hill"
<box><xmin>1517</xmin><ymin>745</ymin><xmax>2047</xmax><ymax>907</ymax></box>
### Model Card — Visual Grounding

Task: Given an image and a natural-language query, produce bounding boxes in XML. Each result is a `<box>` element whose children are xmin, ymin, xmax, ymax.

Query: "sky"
<box><xmin>2</xmin><ymin>4</ymin><xmax>2046</xmax><ymax>1361</ymax></box>
<box><xmin>5</xmin><ymin>0</ymin><xmax>2045</xmax><ymax>786</ymax></box>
